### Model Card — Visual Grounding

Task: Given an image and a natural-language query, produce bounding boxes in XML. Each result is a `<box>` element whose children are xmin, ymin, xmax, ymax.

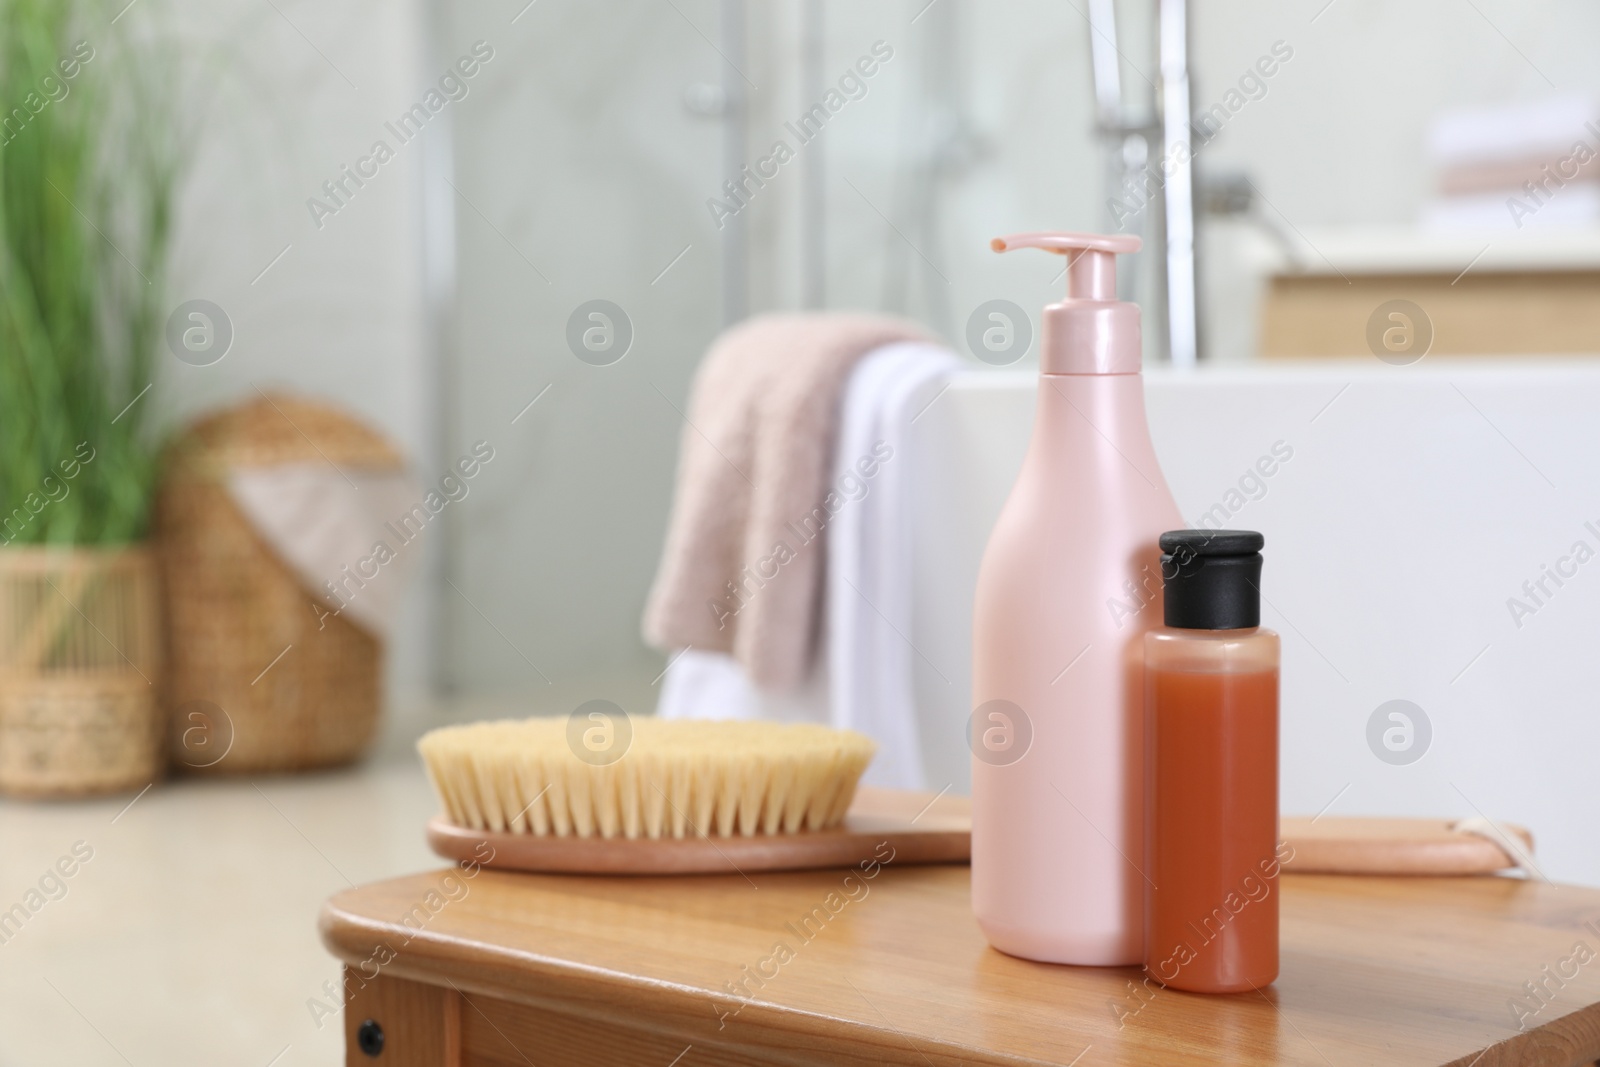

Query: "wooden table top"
<box><xmin>321</xmin><ymin>861</ymin><xmax>1600</xmax><ymax>1066</ymax></box>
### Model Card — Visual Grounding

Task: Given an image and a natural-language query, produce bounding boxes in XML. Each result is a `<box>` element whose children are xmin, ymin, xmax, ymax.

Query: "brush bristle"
<box><xmin>418</xmin><ymin>718</ymin><xmax>877</xmax><ymax>839</ymax></box>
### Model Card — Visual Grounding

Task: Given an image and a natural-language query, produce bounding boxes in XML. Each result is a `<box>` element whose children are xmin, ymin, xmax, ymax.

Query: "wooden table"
<box><xmin>321</xmin><ymin>862</ymin><xmax>1600</xmax><ymax>1066</ymax></box>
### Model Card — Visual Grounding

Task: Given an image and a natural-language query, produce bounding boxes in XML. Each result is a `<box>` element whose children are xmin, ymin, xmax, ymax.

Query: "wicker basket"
<box><xmin>0</xmin><ymin>546</ymin><xmax>164</xmax><ymax>796</ymax></box>
<box><xmin>156</xmin><ymin>393</ymin><xmax>403</xmax><ymax>774</ymax></box>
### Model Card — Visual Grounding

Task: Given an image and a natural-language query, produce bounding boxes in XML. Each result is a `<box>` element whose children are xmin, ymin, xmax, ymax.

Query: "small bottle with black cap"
<box><xmin>1143</xmin><ymin>529</ymin><xmax>1280</xmax><ymax>994</ymax></box>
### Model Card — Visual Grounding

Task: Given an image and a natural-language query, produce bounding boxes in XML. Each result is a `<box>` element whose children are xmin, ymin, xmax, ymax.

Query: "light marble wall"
<box><xmin>155</xmin><ymin>0</ymin><xmax>438</xmax><ymax>693</ymax></box>
<box><xmin>435</xmin><ymin>0</ymin><xmax>724</xmax><ymax>710</ymax></box>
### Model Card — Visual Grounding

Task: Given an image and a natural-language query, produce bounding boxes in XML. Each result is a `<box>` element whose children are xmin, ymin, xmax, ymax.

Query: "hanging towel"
<box><xmin>655</xmin><ymin>340</ymin><xmax>960</xmax><ymax>790</ymax></box>
<box><xmin>825</xmin><ymin>341</ymin><xmax>958</xmax><ymax>788</ymax></box>
<box><xmin>643</xmin><ymin>313</ymin><xmax>928</xmax><ymax>690</ymax></box>
<box><xmin>655</xmin><ymin>647</ymin><xmax>831</xmax><ymax>725</ymax></box>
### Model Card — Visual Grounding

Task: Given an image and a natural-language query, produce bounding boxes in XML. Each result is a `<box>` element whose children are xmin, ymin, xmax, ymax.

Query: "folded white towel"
<box><xmin>655</xmin><ymin>341</ymin><xmax>960</xmax><ymax>790</ymax></box>
<box><xmin>1428</xmin><ymin>94</ymin><xmax>1600</xmax><ymax>167</ymax></box>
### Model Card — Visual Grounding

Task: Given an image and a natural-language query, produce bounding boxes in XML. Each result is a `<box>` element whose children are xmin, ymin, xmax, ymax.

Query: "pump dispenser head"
<box><xmin>991</xmin><ymin>231</ymin><xmax>1142</xmax><ymax>375</ymax></box>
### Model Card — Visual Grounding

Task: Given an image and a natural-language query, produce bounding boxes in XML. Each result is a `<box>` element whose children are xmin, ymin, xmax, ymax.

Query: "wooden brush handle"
<box><xmin>427</xmin><ymin>789</ymin><xmax>1530</xmax><ymax>878</ymax></box>
<box><xmin>1279</xmin><ymin>816</ymin><xmax>1533</xmax><ymax>875</ymax></box>
<box><xmin>426</xmin><ymin>786</ymin><xmax>972</xmax><ymax>876</ymax></box>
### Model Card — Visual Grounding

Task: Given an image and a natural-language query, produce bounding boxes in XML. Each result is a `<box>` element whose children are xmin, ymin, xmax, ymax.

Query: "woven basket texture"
<box><xmin>157</xmin><ymin>392</ymin><xmax>402</xmax><ymax>774</ymax></box>
<box><xmin>0</xmin><ymin>547</ymin><xmax>163</xmax><ymax>796</ymax></box>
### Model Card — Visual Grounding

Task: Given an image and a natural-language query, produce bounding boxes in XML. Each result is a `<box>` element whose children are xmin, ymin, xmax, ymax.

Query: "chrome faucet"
<box><xmin>1087</xmin><ymin>0</ymin><xmax>1198</xmax><ymax>366</ymax></box>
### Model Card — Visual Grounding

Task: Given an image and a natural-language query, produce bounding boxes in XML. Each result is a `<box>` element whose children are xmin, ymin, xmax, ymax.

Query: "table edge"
<box><xmin>319</xmin><ymin>897</ymin><xmax>1072</xmax><ymax>1067</ymax></box>
<box><xmin>318</xmin><ymin>875</ymin><xmax>1600</xmax><ymax>1067</ymax></box>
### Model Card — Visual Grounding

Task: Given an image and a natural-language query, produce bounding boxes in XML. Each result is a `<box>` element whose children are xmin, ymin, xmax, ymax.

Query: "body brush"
<box><xmin>420</xmin><ymin>718</ymin><xmax>877</xmax><ymax>840</ymax></box>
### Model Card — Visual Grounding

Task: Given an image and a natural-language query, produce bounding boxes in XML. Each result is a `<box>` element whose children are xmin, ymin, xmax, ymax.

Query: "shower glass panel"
<box><xmin>436</xmin><ymin>0</ymin><xmax>1107</xmax><ymax>701</ymax></box>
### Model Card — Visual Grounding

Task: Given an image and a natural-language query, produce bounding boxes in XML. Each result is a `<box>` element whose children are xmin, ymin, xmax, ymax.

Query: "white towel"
<box><xmin>655</xmin><ymin>341</ymin><xmax>960</xmax><ymax>790</ymax></box>
<box><xmin>1427</xmin><ymin>94</ymin><xmax>1600</xmax><ymax>168</ymax></box>
<box><xmin>825</xmin><ymin>342</ymin><xmax>959</xmax><ymax>788</ymax></box>
<box><xmin>226</xmin><ymin>464</ymin><xmax>423</xmax><ymax>636</ymax></box>
<box><xmin>654</xmin><ymin>648</ymin><xmax>831</xmax><ymax>723</ymax></box>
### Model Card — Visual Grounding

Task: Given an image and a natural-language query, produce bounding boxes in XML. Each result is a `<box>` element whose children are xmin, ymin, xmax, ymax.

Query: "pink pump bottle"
<box><xmin>971</xmin><ymin>232</ymin><xmax>1182</xmax><ymax>965</ymax></box>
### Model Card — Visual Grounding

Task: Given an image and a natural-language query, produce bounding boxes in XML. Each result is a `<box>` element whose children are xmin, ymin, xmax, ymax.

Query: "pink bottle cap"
<box><xmin>991</xmin><ymin>232</ymin><xmax>1142</xmax><ymax>375</ymax></box>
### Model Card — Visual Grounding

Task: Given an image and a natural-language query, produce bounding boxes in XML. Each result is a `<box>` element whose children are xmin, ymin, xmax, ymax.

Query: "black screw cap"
<box><xmin>1158</xmin><ymin>529</ymin><xmax>1265</xmax><ymax>630</ymax></box>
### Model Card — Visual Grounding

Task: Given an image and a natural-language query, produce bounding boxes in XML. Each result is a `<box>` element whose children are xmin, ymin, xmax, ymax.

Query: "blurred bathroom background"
<box><xmin>166</xmin><ymin>0</ymin><xmax>1594</xmax><ymax>701</ymax></box>
<box><xmin>141</xmin><ymin>0</ymin><xmax>1600</xmax><ymax>871</ymax></box>
<box><xmin>6</xmin><ymin>1</ymin><xmax>1600</xmax><ymax>1062</ymax></box>
<box><xmin>150</xmin><ymin>0</ymin><xmax>1600</xmax><ymax>895</ymax></box>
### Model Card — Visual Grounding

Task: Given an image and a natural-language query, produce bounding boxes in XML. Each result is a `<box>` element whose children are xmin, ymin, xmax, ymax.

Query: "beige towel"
<box><xmin>643</xmin><ymin>313</ymin><xmax>929</xmax><ymax>690</ymax></box>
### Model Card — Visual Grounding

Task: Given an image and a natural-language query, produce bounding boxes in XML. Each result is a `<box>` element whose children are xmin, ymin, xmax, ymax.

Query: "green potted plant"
<box><xmin>0</xmin><ymin>0</ymin><xmax>176</xmax><ymax>795</ymax></box>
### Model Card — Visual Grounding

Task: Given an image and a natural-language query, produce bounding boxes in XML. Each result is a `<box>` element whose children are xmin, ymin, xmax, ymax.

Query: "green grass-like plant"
<box><xmin>0</xmin><ymin>0</ymin><xmax>175</xmax><ymax>547</ymax></box>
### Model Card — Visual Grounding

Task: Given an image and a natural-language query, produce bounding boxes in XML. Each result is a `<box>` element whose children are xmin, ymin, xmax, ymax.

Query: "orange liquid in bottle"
<box><xmin>1145</xmin><ymin>663</ymin><xmax>1279</xmax><ymax>993</ymax></box>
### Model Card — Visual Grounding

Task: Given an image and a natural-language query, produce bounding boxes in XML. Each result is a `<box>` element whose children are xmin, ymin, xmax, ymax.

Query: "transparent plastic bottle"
<box><xmin>1143</xmin><ymin>530</ymin><xmax>1280</xmax><ymax>993</ymax></box>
